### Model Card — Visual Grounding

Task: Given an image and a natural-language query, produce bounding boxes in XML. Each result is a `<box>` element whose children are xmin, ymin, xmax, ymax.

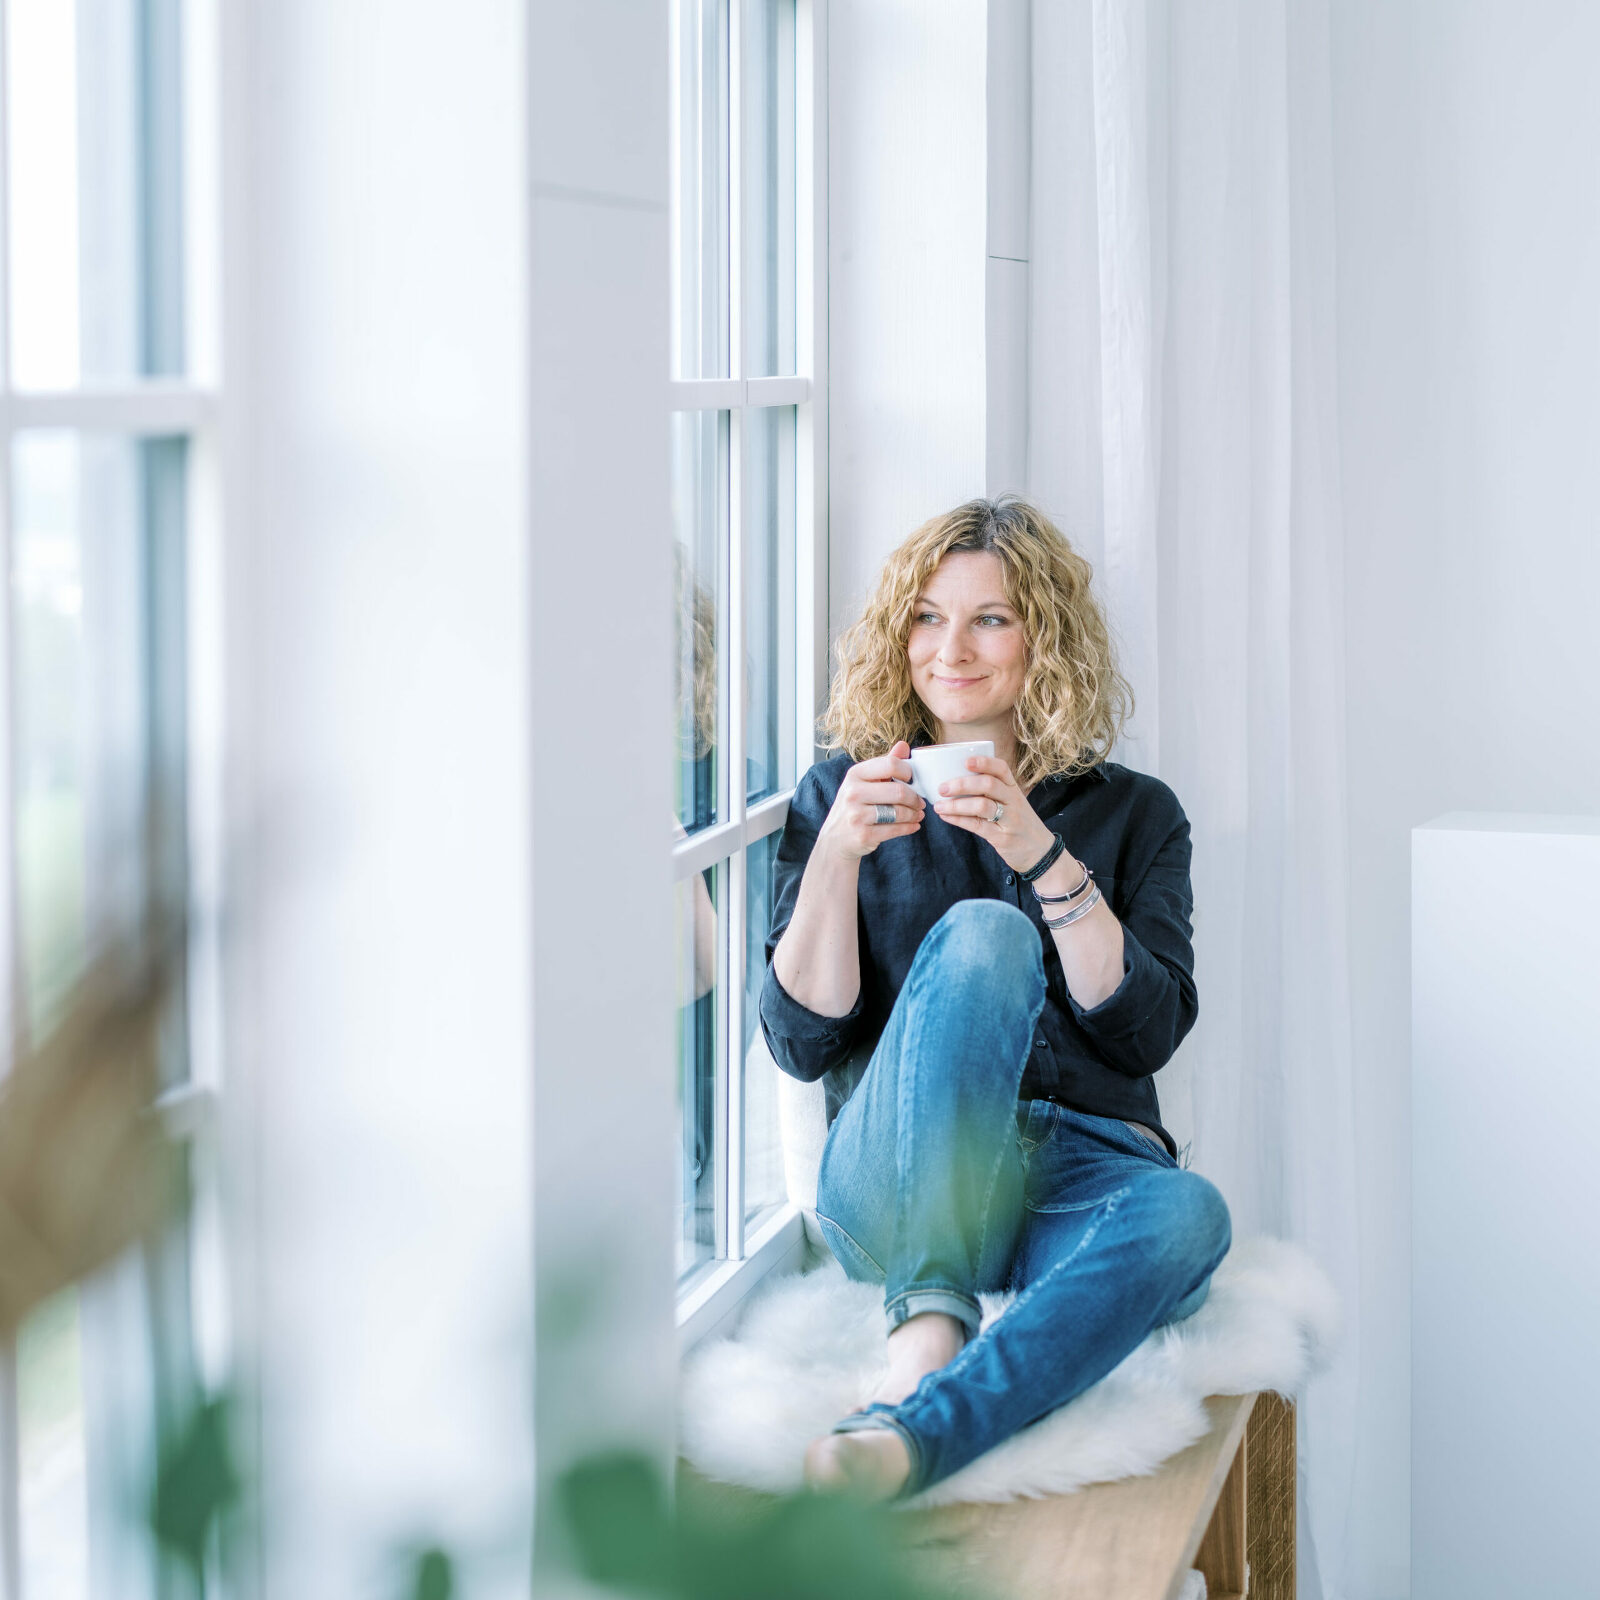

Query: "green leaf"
<box><xmin>558</xmin><ymin>1451</ymin><xmax>678</xmax><ymax>1591</ymax></box>
<box><xmin>406</xmin><ymin>1546</ymin><xmax>455</xmax><ymax>1600</ymax></box>
<box><xmin>148</xmin><ymin>1394</ymin><xmax>241</xmax><ymax>1578</ymax></box>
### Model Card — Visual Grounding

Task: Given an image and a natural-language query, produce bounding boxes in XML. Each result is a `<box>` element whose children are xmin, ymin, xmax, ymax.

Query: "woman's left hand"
<box><xmin>931</xmin><ymin>755</ymin><xmax>1060</xmax><ymax>875</ymax></box>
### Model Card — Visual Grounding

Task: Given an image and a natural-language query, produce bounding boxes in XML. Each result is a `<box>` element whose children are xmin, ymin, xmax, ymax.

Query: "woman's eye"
<box><xmin>915</xmin><ymin>612</ymin><xmax>940</xmax><ymax>625</ymax></box>
<box><xmin>977</xmin><ymin>614</ymin><xmax>1008</xmax><ymax>627</ymax></box>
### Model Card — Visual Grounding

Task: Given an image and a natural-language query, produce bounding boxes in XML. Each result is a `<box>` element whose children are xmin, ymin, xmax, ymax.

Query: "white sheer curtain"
<box><xmin>1028</xmin><ymin>4</ymin><xmax>1363</xmax><ymax>1596</ymax></box>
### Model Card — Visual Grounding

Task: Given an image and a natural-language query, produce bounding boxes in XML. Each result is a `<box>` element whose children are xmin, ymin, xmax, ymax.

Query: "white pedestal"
<box><xmin>1412</xmin><ymin>814</ymin><xmax>1600</xmax><ymax>1599</ymax></box>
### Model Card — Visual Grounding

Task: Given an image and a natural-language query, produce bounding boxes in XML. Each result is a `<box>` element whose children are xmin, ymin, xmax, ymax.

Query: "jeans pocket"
<box><xmin>815</xmin><ymin>1210</ymin><xmax>886</xmax><ymax>1281</ymax></box>
<box><xmin>1015</xmin><ymin>1098</ymin><xmax>1060</xmax><ymax>1153</ymax></box>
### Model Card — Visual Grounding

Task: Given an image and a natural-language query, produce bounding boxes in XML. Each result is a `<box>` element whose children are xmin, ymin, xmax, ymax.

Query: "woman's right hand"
<box><xmin>816</xmin><ymin>740</ymin><xmax>925</xmax><ymax>860</ymax></box>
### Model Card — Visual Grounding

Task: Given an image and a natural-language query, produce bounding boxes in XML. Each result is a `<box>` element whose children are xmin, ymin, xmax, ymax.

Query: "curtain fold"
<box><xmin>1029</xmin><ymin>4</ymin><xmax>1363</xmax><ymax>1595</ymax></box>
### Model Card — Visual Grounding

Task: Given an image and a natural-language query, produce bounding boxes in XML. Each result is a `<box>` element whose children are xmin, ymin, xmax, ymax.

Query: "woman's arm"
<box><xmin>1030</xmin><ymin>849</ymin><xmax>1126</xmax><ymax>1010</ymax></box>
<box><xmin>771</xmin><ymin>740</ymin><xmax>923</xmax><ymax>1018</ymax></box>
<box><xmin>930</xmin><ymin>757</ymin><xmax>1198</xmax><ymax>1073</ymax></box>
<box><xmin>930</xmin><ymin>753</ymin><xmax>1127</xmax><ymax>1008</ymax></box>
<box><xmin>1037</xmin><ymin>818</ymin><xmax>1199</xmax><ymax>1078</ymax></box>
<box><xmin>671</xmin><ymin>817</ymin><xmax>719</xmax><ymax>1003</ymax></box>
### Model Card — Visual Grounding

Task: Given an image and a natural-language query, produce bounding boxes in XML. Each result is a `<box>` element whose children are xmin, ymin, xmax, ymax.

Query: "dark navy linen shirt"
<box><xmin>758</xmin><ymin>743</ymin><xmax>1198</xmax><ymax>1159</ymax></box>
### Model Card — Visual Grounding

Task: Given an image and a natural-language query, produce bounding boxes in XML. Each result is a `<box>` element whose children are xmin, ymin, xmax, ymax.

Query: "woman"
<box><xmin>759</xmin><ymin>495</ymin><xmax>1231</xmax><ymax>1504</ymax></box>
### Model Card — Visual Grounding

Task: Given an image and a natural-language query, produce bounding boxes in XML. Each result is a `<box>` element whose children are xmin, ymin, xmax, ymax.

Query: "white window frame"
<box><xmin>0</xmin><ymin>0</ymin><xmax>226</xmax><ymax>1592</ymax></box>
<box><xmin>673</xmin><ymin>0</ymin><xmax>827</xmax><ymax>1349</ymax></box>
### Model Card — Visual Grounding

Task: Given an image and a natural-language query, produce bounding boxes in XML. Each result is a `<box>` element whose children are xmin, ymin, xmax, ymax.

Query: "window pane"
<box><xmin>6</xmin><ymin>0</ymin><xmax>186</xmax><ymax>388</ymax></box>
<box><xmin>13</xmin><ymin>432</ymin><xmax>189</xmax><ymax>1034</ymax></box>
<box><xmin>676</xmin><ymin>860</ymin><xmax>723</xmax><ymax>1278</ymax></box>
<box><xmin>672</xmin><ymin>410</ymin><xmax>725</xmax><ymax>834</ymax></box>
<box><xmin>744</xmin><ymin>406</ymin><xmax>796</xmax><ymax>804</ymax></box>
<box><xmin>670</xmin><ymin>0</ymin><xmax>729</xmax><ymax>380</ymax></box>
<box><xmin>742</xmin><ymin>831</ymin><xmax>786</xmax><ymax>1223</ymax></box>
<box><xmin>11</xmin><ymin>432</ymin><xmax>192</xmax><ymax>1597</ymax></box>
<box><xmin>744</xmin><ymin>0</ymin><xmax>797</xmax><ymax>376</ymax></box>
<box><xmin>17</xmin><ymin>1290</ymin><xmax>89</xmax><ymax>1600</ymax></box>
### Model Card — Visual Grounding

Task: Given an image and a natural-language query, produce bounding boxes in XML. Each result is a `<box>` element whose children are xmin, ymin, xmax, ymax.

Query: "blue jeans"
<box><xmin>813</xmin><ymin>899</ymin><xmax>1232</xmax><ymax>1499</ymax></box>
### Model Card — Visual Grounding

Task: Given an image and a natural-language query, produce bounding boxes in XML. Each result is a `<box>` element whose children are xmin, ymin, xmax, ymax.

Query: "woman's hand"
<box><xmin>817</xmin><ymin>739</ymin><xmax>926</xmax><ymax>861</ymax></box>
<box><xmin>931</xmin><ymin>754</ymin><xmax>1059</xmax><ymax>875</ymax></box>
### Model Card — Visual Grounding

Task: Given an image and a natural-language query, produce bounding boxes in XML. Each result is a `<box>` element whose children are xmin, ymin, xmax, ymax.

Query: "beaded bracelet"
<box><xmin>1018</xmin><ymin>832</ymin><xmax>1067</xmax><ymax>883</ymax></box>
<box><xmin>1032</xmin><ymin>861</ymin><xmax>1093</xmax><ymax>904</ymax></box>
<box><xmin>1041</xmin><ymin>881</ymin><xmax>1102</xmax><ymax>930</ymax></box>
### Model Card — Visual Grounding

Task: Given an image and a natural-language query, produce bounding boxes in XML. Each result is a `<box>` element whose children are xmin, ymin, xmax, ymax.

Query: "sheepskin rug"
<box><xmin>679</xmin><ymin>1233</ymin><xmax>1338</xmax><ymax>1508</ymax></box>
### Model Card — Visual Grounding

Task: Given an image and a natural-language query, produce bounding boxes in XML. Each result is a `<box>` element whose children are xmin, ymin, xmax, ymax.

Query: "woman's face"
<box><xmin>906</xmin><ymin>550</ymin><xmax>1028</xmax><ymax>735</ymax></box>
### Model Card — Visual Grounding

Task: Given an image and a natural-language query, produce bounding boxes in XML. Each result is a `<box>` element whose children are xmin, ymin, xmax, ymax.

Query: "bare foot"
<box><xmin>803</xmin><ymin>1428</ymin><xmax>913</xmax><ymax>1502</ymax></box>
<box><xmin>862</xmin><ymin>1310</ymin><xmax>968</xmax><ymax>1408</ymax></box>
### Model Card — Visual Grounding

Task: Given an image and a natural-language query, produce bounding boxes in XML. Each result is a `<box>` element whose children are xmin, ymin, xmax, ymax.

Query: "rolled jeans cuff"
<box><xmin>884</xmin><ymin>1286</ymin><xmax>981</xmax><ymax>1343</ymax></box>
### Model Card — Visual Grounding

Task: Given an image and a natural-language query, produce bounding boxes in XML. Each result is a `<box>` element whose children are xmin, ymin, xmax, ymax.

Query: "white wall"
<box><xmin>223</xmin><ymin>0</ymin><xmax>673</xmax><ymax>1591</ymax></box>
<box><xmin>1331</xmin><ymin>4</ymin><xmax>1600</xmax><ymax>1592</ymax></box>
<box><xmin>226</xmin><ymin>5</ymin><xmax>535</xmax><ymax>1591</ymax></box>
<box><xmin>827</xmin><ymin>0</ymin><xmax>988</xmax><ymax>636</ymax></box>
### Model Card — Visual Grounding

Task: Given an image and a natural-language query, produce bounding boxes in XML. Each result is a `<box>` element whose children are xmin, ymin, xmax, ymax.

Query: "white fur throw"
<box><xmin>679</xmin><ymin>1233</ymin><xmax>1338</xmax><ymax>1508</ymax></box>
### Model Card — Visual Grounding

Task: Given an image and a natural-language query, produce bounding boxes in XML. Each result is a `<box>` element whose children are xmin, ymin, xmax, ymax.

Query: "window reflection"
<box><xmin>745</xmin><ymin>406</ymin><xmax>796</xmax><ymax>805</ymax></box>
<box><xmin>743</xmin><ymin>833</ymin><xmax>785</xmax><ymax>1223</ymax></box>
<box><xmin>672</xmin><ymin>410</ymin><xmax>722</xmax><ymax>835</ymax></box>
<box><xmin>675</xmin><ymin>855</ymin><xmax>719</xmax><ymax>1277</ymax></box>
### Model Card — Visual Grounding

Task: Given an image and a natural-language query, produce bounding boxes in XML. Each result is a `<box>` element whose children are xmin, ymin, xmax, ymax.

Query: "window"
<box><xmin>669</xmin><ymin>0</ymin><xmax>825</xmax><ymax>1335</ymax></box>
<box><xmin>0</xmin><ymin>0</ymin><xmax>222</xmax><ymax>1594</ymax></box>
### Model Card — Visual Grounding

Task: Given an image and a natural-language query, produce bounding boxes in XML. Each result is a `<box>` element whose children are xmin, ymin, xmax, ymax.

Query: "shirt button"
<box><xmin>1004</xmin><ymin>873</ymin><xmax>1016</xmax><ymax>886</ymax></box>
<box><xmin>1035</xmin><ymin>1037</ymin><xmax>1048</xmax><ymax>1049</ymax></box>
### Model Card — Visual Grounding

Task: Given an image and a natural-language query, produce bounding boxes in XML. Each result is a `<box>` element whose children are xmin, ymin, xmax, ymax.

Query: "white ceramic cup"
<box><xmin>908</xmin><ymin>740</ymin><xmax>995</xmax><ymax>804</ymax></box>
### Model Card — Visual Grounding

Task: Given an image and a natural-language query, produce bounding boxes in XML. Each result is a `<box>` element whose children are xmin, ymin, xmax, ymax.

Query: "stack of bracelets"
<box><xmin>1018</xmin><ymin>833</ymin><xmax>1101</xmax><ymax>930</ymax></box>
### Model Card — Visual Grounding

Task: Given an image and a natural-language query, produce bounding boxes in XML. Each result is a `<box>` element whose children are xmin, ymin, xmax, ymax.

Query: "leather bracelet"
<box><xmin>1018</xmin><ymin>832</ymin><xmax>1067</xmax><ymax>883</ymax></box>
<box><xmin>1041</xmin><ymin>881</ymin><xmax>1102</xmax><ymax>930</ymax></box>
<box><xmin>1032</xmin><ymin>860</ymin><xmax>1093</xmax><ymax>904</ymax></box>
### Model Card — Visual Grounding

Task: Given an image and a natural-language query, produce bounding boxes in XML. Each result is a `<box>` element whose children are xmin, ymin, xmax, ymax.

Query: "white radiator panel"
<box><xmin>1412</xmin><ymin>813</ymin><xmax>1600</xmax><ymax>1599</ymax></box>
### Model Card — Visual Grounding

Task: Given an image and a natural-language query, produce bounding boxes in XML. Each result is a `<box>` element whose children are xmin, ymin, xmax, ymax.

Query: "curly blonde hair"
<box><xmin>821</xmin><ymin>496</ymin><xmax>1134</xmax><ymax>790</ymax></box>
<box><xmin>674</xmin><ymin>539</ymin><xmax>717</xmax><ymax>760</ymax></box>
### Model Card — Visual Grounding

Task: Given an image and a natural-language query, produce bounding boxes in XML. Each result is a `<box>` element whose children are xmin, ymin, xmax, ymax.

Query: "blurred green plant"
<box><xmin>558</xmin><ymin>1450</ymin><xmax>967</xmax><ymax>1600</ymax></box>
<box><xmin>0</xmin><ymin>944</ymin><xmax>182</xmax><ymax>1330</ymax></box>
<box><xmin>149</xmin><ymin>1393</ymin><xmax>242</xmax><ymax>1583</ymax></box>
<box><xmin>404</xmin><ymin>1545</ymin><xmax>455</xmax><ymax>1600</ymax></box>
<box><xmin>0</xmin><ymin>928</ymin><xmax>975</xmax><ymax>1600</ymax></box>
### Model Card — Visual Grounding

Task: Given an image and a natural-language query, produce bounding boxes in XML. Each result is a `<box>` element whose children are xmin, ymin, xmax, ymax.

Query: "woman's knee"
<box><xmin>1162</xmin><ymin>1171</ymin><xmax>1232</xmax><ymax>1273</ymax></box>
<box><xmin>921</xmin><ymin>899</ymin><xmax>1044</xmax><ymax>999</ymax></box>
<box><xmin>814</xmin><ymin>1209</ymin><xmax>886</xmax><ymax>1284</ymax></box>
<box><xmin>1125</xmin><ymin>1168</ymin><xmax>1231</xmax><ymax>1282</ymax></box>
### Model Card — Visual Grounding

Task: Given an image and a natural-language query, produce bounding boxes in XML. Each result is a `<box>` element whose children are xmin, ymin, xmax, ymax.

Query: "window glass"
<box><xmin>742</xmin><ymin>831</ymin><xmax>786</xmax><ymax>1223</ymax></box>
<box><xmin>16</xmin><ymin>1290</ymin><xmax>89</xmax><ymax>1600</ymax></box>
<box><xmin>744</xmin><ymin>405</ymin><xmax>796</xmax><ymax>804</ymax></box>
<box><xmin>672</xmin><ymin>410</ymin><xmax>724</xmax><ymax>835</ymax></box>
<box><xmin>676</xmin><ymin>860</ymin><xmax>722</xmax><ymax>1277</ymax></box>
<box><xmin>11</xmin><ymin>430</ymin><xmax>191</xmax><ymax>1599</ymax></box>
<box><xmin>6</xmin><ymin>0</ymin><xmax>186</xmax><ymax>388</ymax></box>
<box><xmin>744</xmin><ymin>0</ymin><xmax>797</xmax><ymax>376</ymax></box>
<box><xmin>13</xmin><ymin>431</ymin><xmax>188</xmax><ymax>1030</ymax></box>
<box><xmin>13</xmin><ymin>430</ymin><xmax>91</xmax><ymax>1024</ymax></box>
<box><xmin>669</xmin><ymin>0</ymin><xmax>728</xmax><ymax>380</ymax></box>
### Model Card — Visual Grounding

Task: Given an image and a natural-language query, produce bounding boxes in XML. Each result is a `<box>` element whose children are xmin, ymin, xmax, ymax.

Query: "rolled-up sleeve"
<box><xmin>1065</xmin><ymin>812</ymin><xmax>1198</xmax><ymax>1077</ymax></box>
<box><xmin>758</xmin><ymin>768</ymin><xmax>865</xmax><ymax>1083</ymax></box>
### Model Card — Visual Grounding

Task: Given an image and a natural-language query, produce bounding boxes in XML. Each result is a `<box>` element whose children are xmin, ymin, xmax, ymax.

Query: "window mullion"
<box><xmin>796</xmin><ymin>0</ymin><xmax>827</xmax><ymax>780</ymax></box>
<box><xmin>0</xmin><ymin>1351</ymin><xmax>18</xmax><ymax>1600</ymax></box>
<box><xmin>724</xmin><ymin>407</ymin><xmax>748</xmax><ymax>1261</ymax></box>
<box><xmin>727</xmin><ymin>0</ymin><xmax>743</xmax><ymax>388</ymax></box>
<box><xmin>0</xmin><ymin>10</ymin><xmax>24</xmax><ymax>1538</ymax></box>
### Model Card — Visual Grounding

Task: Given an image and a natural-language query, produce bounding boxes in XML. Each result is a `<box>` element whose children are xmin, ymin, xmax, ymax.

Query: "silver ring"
<box><xmin>990</xmin><ymin>802</ymin><xmax>1005</xmax><ymax>824</ymax></box>
<box><xmin>873</xmin><ymin>803</ymin><xmax>896</xmax><ymax>825</ymax></box>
